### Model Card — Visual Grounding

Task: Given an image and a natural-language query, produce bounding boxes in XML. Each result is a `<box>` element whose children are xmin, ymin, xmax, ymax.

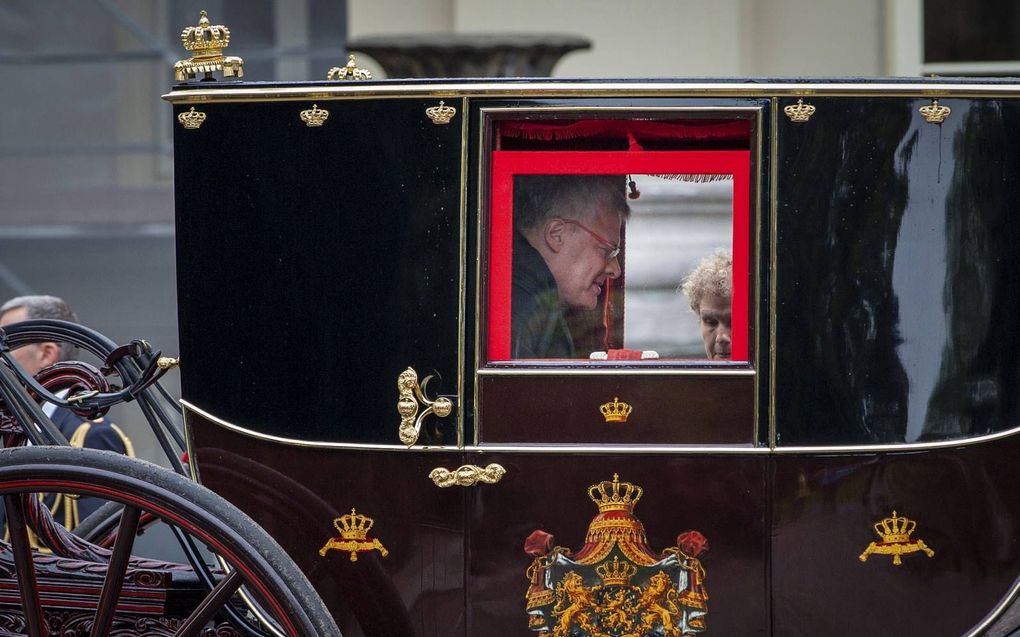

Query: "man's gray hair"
<box><xmin>0</xmin><ymin>295</ymin><xmax>80</xmax><ymax>361</ymax></box>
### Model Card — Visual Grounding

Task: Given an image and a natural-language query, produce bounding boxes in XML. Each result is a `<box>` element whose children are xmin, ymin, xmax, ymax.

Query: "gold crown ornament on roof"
<box><xmin>596</xmin><ymin>555</ymin><xmax>638</xmax><ymax>586</ymax></box>
<box><xmin>174</xmin><ymin>10</ymin><xmax>244</xmax><ymax>81</ymax></box>
<box><xmin>425</xmin><ymin>101</ymin><xmax>457</xmax><ymax>125</ymax></box>
<box><xmin>784</xmin><ymin>98</ymin><xmax>816</xmax><ymax>123</ymax></box>
<box><xmin>600</xmin><ymin>397</ymin><xmax>632</xmax><ymax>423</ymax></box>
<box><xmin>919</xmin><ymin>99</ymin><xmax>951</xmax><ymax>124</ymax></box>
<box><xmin>327</xmin><ymin>54</ymin><xmax>373</xmax><ymax>81</ymax></box>
<box><xmin>588</xmin><ymin>474</ymin><xmax>643</xmax><ymax>513</ymax></box>
<box><xmin>300</xmin><ymin>104</ymin><xmax>330</xmax><ymax>127</ymax></box>
<box><xmin>859</xmin><ymin>510</ymin><xmax>935</xmax><ymax>566</ymax></box>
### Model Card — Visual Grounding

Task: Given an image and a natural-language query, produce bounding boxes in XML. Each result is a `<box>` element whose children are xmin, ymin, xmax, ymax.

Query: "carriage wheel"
<box><xmin>0</xmin><ymin>445</ymin><xmax>339</xmax><ymax>637</ymax></box>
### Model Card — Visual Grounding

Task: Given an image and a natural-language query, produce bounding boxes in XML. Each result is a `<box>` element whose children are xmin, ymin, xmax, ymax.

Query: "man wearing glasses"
<box><xmin>511</xmin><ymin>175</ymin><xmax>630</xmax><ymax>358</ymax></box>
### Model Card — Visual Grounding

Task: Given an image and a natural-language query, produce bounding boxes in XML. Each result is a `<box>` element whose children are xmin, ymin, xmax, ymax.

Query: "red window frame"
<box><xmin>486</xmin><ymin>149</ymin><xmax>751</xmax><ymax>363</ymax></box>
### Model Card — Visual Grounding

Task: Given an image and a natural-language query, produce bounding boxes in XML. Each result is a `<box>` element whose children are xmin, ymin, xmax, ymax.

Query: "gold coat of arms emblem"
<box><xmin>523</xmin><ymin>474</ymin><xmax>709</xmax><ymax>636</ymax></box>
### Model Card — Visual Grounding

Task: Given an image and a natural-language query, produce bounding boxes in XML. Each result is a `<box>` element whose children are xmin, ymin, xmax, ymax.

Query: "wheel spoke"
<box><xmin>90</xmin><ymin>504</ymin><xmax>140</xmax><ymax>637</ymax></box>
<box><xmin>174</xmin><ymin>569</ymin><xmax>244</xmax><ymax>637</ymax></box>
<box><xmin>4</xmin><ymin>495</ymin><xmax>46</xmax><ymax>637</ymax></box>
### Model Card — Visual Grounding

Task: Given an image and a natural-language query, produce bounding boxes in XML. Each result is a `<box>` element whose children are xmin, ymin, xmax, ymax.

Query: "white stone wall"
<box><xmin>349</xmin><ymin>0</ymin><xmax>912</xmax><ymax>78</ymax></box>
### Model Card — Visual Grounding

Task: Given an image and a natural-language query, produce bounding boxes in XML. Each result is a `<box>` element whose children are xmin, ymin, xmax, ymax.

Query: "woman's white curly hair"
<box><xmin>680</xmin><ymin>248</ymin><xmax>732</xmax><ymax>313</ymax></box>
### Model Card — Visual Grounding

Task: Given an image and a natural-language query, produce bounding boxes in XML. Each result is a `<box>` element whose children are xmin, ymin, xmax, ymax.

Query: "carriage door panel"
<box><xmin>772</xmin><ymin>96</ymin><xmax>1020</xmax><ymax>635</ymax></box>
<box><xmin>464</xmin><ymin>453</ymin><xmax>768</xmax><ymax>636</ymax></box>
<box><xmin>174</xmin><ymin>98</ymin><xmax>462</xmax><ymax>445</ymax></box>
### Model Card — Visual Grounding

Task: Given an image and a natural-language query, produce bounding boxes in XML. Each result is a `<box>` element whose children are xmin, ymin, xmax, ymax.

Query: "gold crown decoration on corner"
<box><xmin>425</xmin><ymin>101</ymin><xmax>457</xmax><ymax>125</ymax></box>
<box><xmin>588</xmin><ymin>474</ymin><xmax>643</xmax><ymax>513</ymax></box>
<box><xmin>327</xmin><ymin>54</ymin><xmax>373</xmax><ymax>81</ymax></box>
<box><xmin>596</xmin><ymin>555</ymin><xmax>638</xmax><ymax>586</ymax></box>
<box><xmin>300</xmin><ymin>104</ymin><xmax>330</xmax><ymax>127</ymax></box>
<box><xmin>784</xmin><ymin>98</ymin><xmax>816</xmax><ymax>123</ymax></box>
<box><xmin>600</xmin><ymin>397</ymin><xmax>632</xmax><ymax>423</ymax></box>
<box><xmin>177</xmin><ymin>107</ymin><xmax>207</xmax><ymax>130</ymax></box>
<box><xmin>174</xmin><ymin>10</ymin><xmax>244</xmax><ymax>82</ymax></box>
<box><xmin>919</xmin><ymin>99</ymin><xmax>951</xmax><ymax>124</ymax></box>
<box><xmin>859</xmin><ymin>510</ymin><xmax>935</xmax><ymax>566</ymax></box>
<box><xmin>318</xmin><ymin>508</ymin><xmax>390</xmax><ymax>562</ymax></box>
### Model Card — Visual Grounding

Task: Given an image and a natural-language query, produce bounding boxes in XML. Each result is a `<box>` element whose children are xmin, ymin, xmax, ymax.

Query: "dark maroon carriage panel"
<box><xmin>188</xmin><ymin>410</ymin><xmax>466</xmax><ymax>637</ymax></box>
<box><xmin>465</xmin><ymin>452</ymin><xmax>768</xmax><ymax>635</ymax></box>
<box><xmin>477</xmin><ymin>374</ymin><xmax>754</xmax><ymax>444</ymax></box>
<box><xmin>771</xmin><ymin>431</ymin><xmax>1020</xmax><ymax>636</ymax></box>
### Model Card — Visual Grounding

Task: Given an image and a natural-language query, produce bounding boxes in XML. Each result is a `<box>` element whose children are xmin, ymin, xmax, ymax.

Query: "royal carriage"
<box><xmin>0</xmin><ymin>10</ymin><xmax>1019</xmax><ymax>637</ymax></box>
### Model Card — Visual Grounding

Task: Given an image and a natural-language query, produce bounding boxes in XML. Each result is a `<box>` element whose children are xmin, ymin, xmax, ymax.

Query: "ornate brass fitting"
<box><xmin>397</xmin><ymin>367</ymin><xmax>454</xmax><ymax>446</ymax></box>
<box><xmin>328</xmin><ymin>54</ymin><xmax>373</xmax><ymax>81</ymax></box>
<box><xmin>156</xmin><ymin>357</ymin><xmax>180</xmax><ymax>370</ymax></box>
<box><xmin>428</xmin><ymin>464</ymin><xmax>506</xmax><ymax>488</ymax></box>
<box><xmin>173</xmin><ymin>10</ymin><xmax>244</xmax><ymax>82</ymax></box>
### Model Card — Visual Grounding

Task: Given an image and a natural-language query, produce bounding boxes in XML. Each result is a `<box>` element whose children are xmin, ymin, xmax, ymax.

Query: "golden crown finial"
<box><xmin>587</xmin><ymin>474</ymin><xmax>643</xmax><ymax>513</ymax></box>
<box><xmin>177</xmin><ymin>107</ymin><xmax>207</xmax><ymax>130</ymax></box>
<box><xmin>327</xmin><ymin>54</ymin><xmax>373</xmax><ymax>81</ymax></box>
<box><xmin>919</xmin><ymin>99</ymin><xmax>951</xmax><ymax>124</ymax></box>
<box><xmin>784</xmin><ymin>98</ymin><xmax>816</xmax><ymax>123</ymax></box>
<box><xmin>600</xmin><ymin>397</ymin><xmax>632</xmax><ymax>423</ymax></box>
<box><xmin>174</xmin><ymin>10</ymin><xmax>243</xmax><ymax>81</ymax></box>
<box><xmin>425</xmin><ymin>101</ymin><xmax>457</xmax><ymax>125</ymax></box>
<box><xmin>300</xmin><ymin>104</ymin><xmax>330</xmax><ymax>127</ymax></box>
<box><xmin>595</xmin><ymin>555</ymin><xmax>638</xmax><ymax>586</ymax></box>
<box><xmin>335</xmin><ymin>507</ymin><xmax>374</xmax><ymax>540</ymax></box>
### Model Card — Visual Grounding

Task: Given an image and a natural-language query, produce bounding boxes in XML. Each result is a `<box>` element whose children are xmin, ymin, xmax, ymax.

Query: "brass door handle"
<box><xmin>397</xmin><ymin>367</ymin><xmax>454</xmax><ymax>447</ymax></box>
<box><xmin>429</xmin><ymin>464</ymin><xmax>506</xmax><ymax>488</ymax></box>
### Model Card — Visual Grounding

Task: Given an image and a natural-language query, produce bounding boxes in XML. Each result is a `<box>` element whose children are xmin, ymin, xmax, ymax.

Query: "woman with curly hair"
<box><xmin>680</xmin><ymin>249</ymin><xmax>732</xmax><ymax>360</ymax></box>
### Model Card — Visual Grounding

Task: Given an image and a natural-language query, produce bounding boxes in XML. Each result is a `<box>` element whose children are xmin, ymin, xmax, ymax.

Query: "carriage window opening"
<box><xmin>485</xmin><ymin>117</ymin><xmax>753</xmax><ymax>365</ymax></box>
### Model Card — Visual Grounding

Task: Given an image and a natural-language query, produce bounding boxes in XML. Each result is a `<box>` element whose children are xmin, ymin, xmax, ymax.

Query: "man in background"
<box><xmin>512</xmin><ymin>175</ymin><xmax>630</xmax><ymax>358</ymax></box>
<box><xmin>0</xmin><ymin>295</ymin><xmax>133</xmax><ymax>528</ymax></box>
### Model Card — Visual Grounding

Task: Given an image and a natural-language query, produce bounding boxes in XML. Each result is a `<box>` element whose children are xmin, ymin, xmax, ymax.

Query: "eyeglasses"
<box><xmin>558</xmin><ymin>218</ymin><xmax>622</xmax><ymax>261</ymax></box>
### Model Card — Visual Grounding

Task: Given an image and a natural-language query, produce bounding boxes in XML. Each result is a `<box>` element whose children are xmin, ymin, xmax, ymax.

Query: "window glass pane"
<box><xmin>484</xmin><ymin>116</ymin><xmax>753</xmax><ymax>366</ymax></box>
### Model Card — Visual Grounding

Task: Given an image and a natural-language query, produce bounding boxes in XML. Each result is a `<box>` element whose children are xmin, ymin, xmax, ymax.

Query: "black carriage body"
<box><xmin>168</xmin><ymin>78</ymin><xmax>1020</xmax><ymax>637</ymax></box>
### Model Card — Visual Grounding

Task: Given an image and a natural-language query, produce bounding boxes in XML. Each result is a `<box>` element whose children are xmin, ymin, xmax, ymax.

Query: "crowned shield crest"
<box><xmin>524</xmin><ymin>474</ymin><xmax>708</xmax><ymax>636</ymax></box>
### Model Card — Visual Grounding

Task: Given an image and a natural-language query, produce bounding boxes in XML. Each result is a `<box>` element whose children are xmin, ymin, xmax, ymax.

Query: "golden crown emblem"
<box><xmin>588</xmin><ymin>474</ymin><xmax>643</xmax><ymax>513</ymax></box>
<box><xmin>174</xmin><ymin>11</ymin><xmax>243</xmax><ymax>81</ymax></box>
<box><xmin>334</xmin><ymin>508</ymin><xmax>374</xmax><ymax>540</ymax></box>
<box><xmin>426</xmin><ymin>101</ymin><xmax>457</xmax><ymax>125</ymax></box>
<box><xmin>859</xmin><ymin>510</ymin><xmax>935</xmax><ymax>566</ymax></box>
<box><xmin>300</xmin><ymin>104</ymin><xmax>330</xmax><ymax>127</ymax></box>
<box><xmin>872</xmin><ymin>510</ymin><xmax>915</xmax><ymax>543</ymax></box>
<box><xmin>784</xmin><ymin>98</ymin><xmax>816</xmax><ymax>123</ymax></box>
<box><xmin>596</xmin><ymin>556</ymin><xmax>637</xmax><ymax>586</ymax></box>
<box><xmin>328</xmin><ymin>54</ymin><xmax>373</xmax><ymax>81</ymax></box>
<box><xmin>177</xmin><ymin>107</ymin><xmax>207</xmax><ymax>130</ymax></box>
<box><xmin>919</xmin><ymin>99</ymin><xmax>951</xmax><ymax>124</ymax></box>
<box><xmin>600</xmin><ymin>397</ymin><xmax>632</xmax><ymax>423</ymax></box>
